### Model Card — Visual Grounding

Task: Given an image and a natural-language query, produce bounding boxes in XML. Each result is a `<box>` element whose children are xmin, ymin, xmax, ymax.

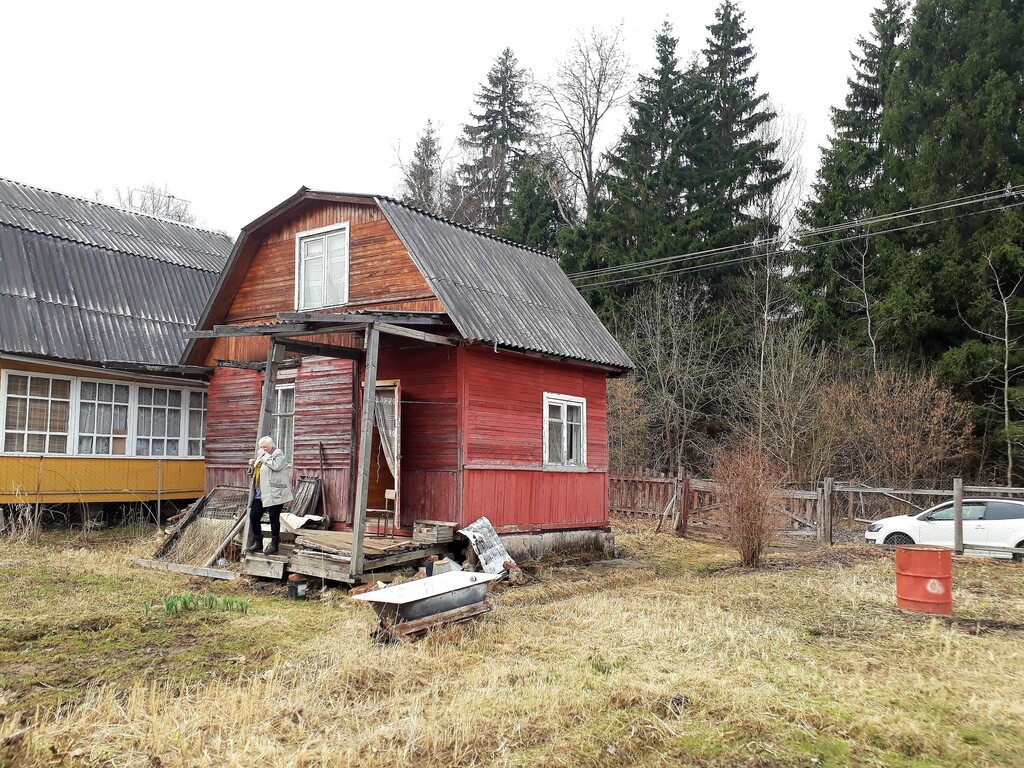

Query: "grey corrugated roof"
<box><xmin>0</xmin><ymin>178</ymin><xmax>231</xmax><ymax>366</ymax></box>
<box><xmin>374</xmin><ymin>197</ymin><xmax>633</xmax><ymax>370</ymax></box>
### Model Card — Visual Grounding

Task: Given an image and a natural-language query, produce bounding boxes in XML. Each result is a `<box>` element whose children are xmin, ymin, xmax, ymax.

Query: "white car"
<box><xmin>864</xmin><ymin>498</ymin><xmax>1024</xmax><ymax>560</ymax></box>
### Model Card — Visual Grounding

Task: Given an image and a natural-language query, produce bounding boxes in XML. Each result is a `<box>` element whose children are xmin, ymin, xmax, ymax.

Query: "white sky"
<box><xmin>1</xmin><ymin>0</ymin><xmax>879</xmax><ymax>235</ymax></box>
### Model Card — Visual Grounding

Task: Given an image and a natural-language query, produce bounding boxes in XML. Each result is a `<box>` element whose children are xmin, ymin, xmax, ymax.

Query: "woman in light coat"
<box><xmin>246</xmin><ymin>435</ymin><xmax>294</xmax><ymax>555</ymax></box>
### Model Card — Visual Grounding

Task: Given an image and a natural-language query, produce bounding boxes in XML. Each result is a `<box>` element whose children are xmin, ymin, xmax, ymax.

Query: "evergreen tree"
<box><xmin>456</xmin><ymin>48</ymin><xmax>536</xmax><ymax>231</ymax></box>
<box><xmin>496</xmin><ymin>160</ymin><xmax>563</xmax><ymax>252</ymax></box>
<box><xmin>689</xmin><ymin>0</ymin><xmax>788</xmax><ymax>270</ymax></box>
<box><xmin>792</xmin><ymin>0</ymin><xmax>908</xmax><ymax>348</ymax></box>
<box><xmin>400</xmin><ymin>120</ymin><xmax>445</xmax><ymax>214</ymax></box>
<box><xmin>573</xmin><ymin>22</ymin><xmax>690</xmax><ymax>312</ymax></box>
<box><xmin>877</xmin><ymin>0</ymin><xmax>1024</xmax><ymax>362</ymax></box>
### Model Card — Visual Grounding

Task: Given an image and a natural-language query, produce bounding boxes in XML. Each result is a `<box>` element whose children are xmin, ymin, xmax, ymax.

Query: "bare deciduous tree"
<box><xmin>620</xmin><ymin>283</ymin><xmax>728</xmax><ymax>473</ymax></box>
<box><xmin>536</xmin><ymin>24</ymin><xmax>631</xmax><ymax>218</ymax></box>
<box><xmin>113</xmin><ymin>183</ymin><xmax>196</xmax><ymax>224</ymax></box>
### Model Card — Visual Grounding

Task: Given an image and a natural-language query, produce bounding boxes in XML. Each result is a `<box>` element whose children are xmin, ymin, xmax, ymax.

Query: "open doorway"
<box><xmin>367</xmin><ymin>381</ymin><xmax>400</xmax><ymax>532</ymax></box>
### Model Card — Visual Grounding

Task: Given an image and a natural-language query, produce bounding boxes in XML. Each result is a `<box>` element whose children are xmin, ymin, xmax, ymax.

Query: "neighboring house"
<box><xmin>184</xmin><ymin>187</ymin><xmax>633</xmax><ymax>543</ymax></box>
<box><xmin>0</xmin><ymin>177</ymin><xmax>233</xmax><ymax>513</ymax></box>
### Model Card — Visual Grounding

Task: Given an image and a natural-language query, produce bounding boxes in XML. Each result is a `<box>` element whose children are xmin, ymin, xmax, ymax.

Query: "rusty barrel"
<box><xmin>895</xmin><ymin>545</ymin><xmax>952</xmax><ymax>615</ymax></box>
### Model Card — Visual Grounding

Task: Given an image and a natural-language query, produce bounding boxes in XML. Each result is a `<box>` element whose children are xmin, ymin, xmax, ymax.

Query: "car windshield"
<box><xmin>927</xmin><ymin>503</ymin><xmax>984</xmax><ymax>521</ymax></box>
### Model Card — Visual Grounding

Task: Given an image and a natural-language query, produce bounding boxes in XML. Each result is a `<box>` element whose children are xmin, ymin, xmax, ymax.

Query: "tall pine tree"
<box><xmin>400</xmin><ymin>120</ymin><xmax>446</xmax><ymax>214</ymax></box>
<box><xmin>455</xmin><ymin>48</ymin><xmax>535</xmax><ymax>232</ymax></box>
<box><xmin>689</xmin><ymin>0</ymin><xmax>788</xmax><ymax>274</ymax></box>
<box><xmin>575</xmin><ymin>22</ymin><xmax>690</xmax><ymax>311</ymax></box>
<box><xmin>792</xmin><ymin>0</ymin><xmax>907</xmax><ymax>349</ymax></box>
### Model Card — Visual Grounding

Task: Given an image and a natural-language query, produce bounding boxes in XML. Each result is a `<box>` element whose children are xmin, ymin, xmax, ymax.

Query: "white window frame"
<box><xmin>0</xmin><ymin>371</ymin><xmax>75</xmax><ymax>455</ymax></box>
<box><xmin>294</xmin><ymin>222</ymin><xmax>350</xmax><ymax>310</ymax></box>
<box><xmin>75</xmin><ymin>378</ymin><xmax>133</xmax><ymax>456</ymax></box>
<box><xmin>187</xmin><ymin>390</ymin><xmax>208</xmax><ymax>457</ymax></box>
<box><xmin>271</xmin><ymin>383</ymin><xmax>295</xmax><ymax>461</ymax></box>
<box><xmin>542</xmin><ymin>392</ymin><xmax>587</xmax><ymax>469</ymax></box>
<box><xmin>0</xmin><ymin>369</ymin><xmax>206</xmax><ymax>459</ymax></box>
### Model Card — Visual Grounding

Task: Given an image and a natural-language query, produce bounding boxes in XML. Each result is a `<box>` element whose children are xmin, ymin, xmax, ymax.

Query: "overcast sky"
<box><xmin>2</xmin><ymin>0</ymin><xmax>880</xmax><ymax>236</ymax></box>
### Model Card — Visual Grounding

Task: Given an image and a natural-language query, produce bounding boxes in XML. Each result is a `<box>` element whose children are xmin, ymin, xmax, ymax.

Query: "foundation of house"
<box><xmin>499</xmin><ymin>529</ymin><xmax>615</xmax><ymax>563</ymax></box>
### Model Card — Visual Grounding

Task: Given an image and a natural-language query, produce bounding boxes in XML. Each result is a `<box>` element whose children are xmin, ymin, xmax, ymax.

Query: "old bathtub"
<box><xmin>351</xmin><ymin>570</ymin><xmax>499</xmax><ymax>624</ymax></box>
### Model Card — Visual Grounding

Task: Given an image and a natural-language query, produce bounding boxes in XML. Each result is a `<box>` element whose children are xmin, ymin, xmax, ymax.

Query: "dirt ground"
<box><xmin>2</xmin><ymin>525</ymin><xmax>1023</xmax><ymax>767</ymax></box>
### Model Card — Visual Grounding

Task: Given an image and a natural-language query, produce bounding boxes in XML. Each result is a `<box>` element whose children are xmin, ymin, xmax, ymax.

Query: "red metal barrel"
<box><xmin>895</xmin><ymin>545</ymin><xmax>953</xmax><ymax>615</ymax></box>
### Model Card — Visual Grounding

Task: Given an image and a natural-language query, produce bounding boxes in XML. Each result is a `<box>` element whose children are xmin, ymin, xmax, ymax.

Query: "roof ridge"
<box><xmin>373</xmin><ymin>195</ymin><xmax>559</xmax><ymax>261</ymax></box>
<box><xmin>0</xmin><ymin>176</ymin><xmax>231</xmax><ymax>239</ymax></box>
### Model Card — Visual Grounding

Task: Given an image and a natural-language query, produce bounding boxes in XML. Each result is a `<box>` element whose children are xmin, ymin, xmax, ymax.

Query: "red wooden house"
<box><xmin>183</xmin><ymin>188</ymin><xmax>632</xmax><ymax>569</ymax></box>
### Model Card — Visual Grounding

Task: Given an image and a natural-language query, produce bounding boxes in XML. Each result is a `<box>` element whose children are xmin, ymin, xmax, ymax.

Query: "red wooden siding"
<box><xmin>375</xmin><ymin>346</ymin><xmax>461</xmax><ymax>525</ymax></box>
<box><xmin>204</xmin><ymin>366</ymin><xmax>263</xmax><ymax>491</ymax></box>
<box><xmin>293</xmin><ymin>357</ymin><xmax>354</xmax><ymax>523</ymax></box>
<box><xmin>458</xmin><ymin>347</ymin><xmax>609</xmax><ymax>531</ymax></box>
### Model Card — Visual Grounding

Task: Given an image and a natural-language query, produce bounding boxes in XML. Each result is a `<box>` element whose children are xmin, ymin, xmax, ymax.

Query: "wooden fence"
<box><xmin>610</xmin><ymin>471</ymin><xmax>1024</xmax><ymax>548</ymax></box>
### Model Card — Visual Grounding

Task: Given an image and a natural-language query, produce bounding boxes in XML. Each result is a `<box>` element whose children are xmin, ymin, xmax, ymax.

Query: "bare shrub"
<box><xmin>606</xmin><ymin>376</ymin><xmax>652</xmax><ymax>474</ymax></box>
<box><xmin>820</xmin><ymin>369</ymin><xmax>973</xmax><ymax>487</ymax></box>
<box><xmin>713</xmin><ymin>439</ymin><xmax>783</xmax><ymax>567</ymax></box>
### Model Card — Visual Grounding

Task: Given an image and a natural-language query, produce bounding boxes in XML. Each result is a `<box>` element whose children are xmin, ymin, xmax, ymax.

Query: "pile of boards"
<box><xmin>287</xmin><ymin>530</ymin><xmax>448</xmax><ymax>582</ymax></box>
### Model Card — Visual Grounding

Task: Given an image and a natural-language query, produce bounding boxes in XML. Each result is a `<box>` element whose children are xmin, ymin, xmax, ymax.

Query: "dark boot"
<box><xmin>246</xmin><ymin>537</ymin><xmax>263</xmax><ymax>553</ymax></box>
<box><xmin>263</xmin><ymin>537</ymin><xmax>279</xmax><ymax>556</ymax></box>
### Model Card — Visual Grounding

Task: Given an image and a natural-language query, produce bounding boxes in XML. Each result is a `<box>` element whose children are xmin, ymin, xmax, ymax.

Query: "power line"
<box><xmin>568</xmin><ymin>184</ymin><xmax>1024</xmax><ymax>283</ymax></box>
<box><xmin>575</xmin><ymin>198</ymin><xmax>1024</xmax><ymax>290</ymax></box>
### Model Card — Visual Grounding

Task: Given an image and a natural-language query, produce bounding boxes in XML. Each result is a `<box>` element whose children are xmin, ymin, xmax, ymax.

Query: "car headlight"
<box><xmin>867</xmin><ymin>524</ymin><xmax>882</xmax><ymax>533</ymax></box>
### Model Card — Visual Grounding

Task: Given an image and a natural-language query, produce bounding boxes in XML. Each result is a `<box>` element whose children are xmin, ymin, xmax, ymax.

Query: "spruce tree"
<box><xmin>456</xmin><ymin>48</ymin><xmax>535</xmax><ymax>231</ymax></box>
<box><xmin>792</xmin><ymin>0</ymin><xmax>907</xmax><ymax>346</ymax></box>
<box><xmin>877</xmin><ymin>0</ymin><xmax>1024</xmax><ymax>362</ymax></box>
<box><xmin>400</xmin><ymin>120</ymin><xmax>445</xmax><ymax>214</ymax></box>
<box><xmin>496</xmin><ymin>160</ymin><xmax>563</xmax><ymax>252</ymax></box>
<box><xmin>576</xmin><ymin>22</ymin><xmax>689</xmax><ymax>311</ymax></box>
<box><xmin>689</xmin><ymin>0</ymin><xmax>788</xmax><ymax>265</ymax></box>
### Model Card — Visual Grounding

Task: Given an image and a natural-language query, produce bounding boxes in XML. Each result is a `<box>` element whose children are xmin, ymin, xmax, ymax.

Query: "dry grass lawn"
<box><xmin>1</xmin><ymin>523</ymin><xmax>1023</xmax><ymax>767</ymax></box>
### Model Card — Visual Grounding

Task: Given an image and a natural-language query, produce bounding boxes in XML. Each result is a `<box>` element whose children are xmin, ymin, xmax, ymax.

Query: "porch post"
<box><xmin>243</xmin><ymin>338</ymin><xmax>285</xmax><ymax>552</ymax></box>
<box><xmin>350</xmin><ymin>324</ymin><xmax>380</xmax><ymax>578</ymax></box>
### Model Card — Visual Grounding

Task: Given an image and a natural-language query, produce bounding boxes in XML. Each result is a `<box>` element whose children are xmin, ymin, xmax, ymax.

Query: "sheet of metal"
<box><xmin>0</xmin><ymin>178</ymin><xmax>231</xmax><ymax>366</ymax></box>
<box><xmin>375</xmin><ymin>198</ymin><xmax>633</xmax><ymax>371</ymax></box>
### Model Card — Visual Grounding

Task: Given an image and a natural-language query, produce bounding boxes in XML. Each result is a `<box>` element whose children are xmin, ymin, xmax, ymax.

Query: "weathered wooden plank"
<box><xmin>363</xmin><ymin>545</ymin><xmax>447</xmax><ymax>571</ymax></box>
<box><xmin>242</xmin><ymin>556</ymin><xmax>286</xmax><ymax>579</ymax></box>
<box><xmin>134</xmin><ymin>559</ymin><xmax>240</xmax><ymax>580</ymax></box>
<box><xmin>391</xmin><ymin>599</ymin><xmax>492</xmax><ymax>637</ymax></box>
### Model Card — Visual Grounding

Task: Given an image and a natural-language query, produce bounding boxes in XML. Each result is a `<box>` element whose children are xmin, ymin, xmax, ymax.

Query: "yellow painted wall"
<box><xmin>0</xmin><ymin>456</ymin><xmax>204</xmax><ymax>504</ymax></box>
<box><xmin>0</xmin><ymin>358</ymin><xmax>206</xmax><ymax>506</ymax></box>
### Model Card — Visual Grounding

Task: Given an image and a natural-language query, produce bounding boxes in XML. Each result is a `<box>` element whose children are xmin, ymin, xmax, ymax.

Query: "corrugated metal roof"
<box><xmin>0</xmin><ymin>179</ymin><xmax>231</xmax><ymax>366</ymax></box>
<box><xmin>374</xmin><ymin>197</ymin><xmax>633</xmax><ymax>370</ymax></box>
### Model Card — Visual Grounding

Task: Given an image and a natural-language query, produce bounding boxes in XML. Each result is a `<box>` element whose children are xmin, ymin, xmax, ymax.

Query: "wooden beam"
<box><xmin>134</xmin><ymin>559</ymin><xmax>240</xmax><ymax>580</ymax></box>
<box><xmin>242</xmin><ymin>340</ymin><xmax>285</xmax><ymax>552</ymax></box>
<box><xmin>278</xmin><ymin>311</ymin><xmax>445</xmax><ymax>326</ymax></box>
<box><xmin>362</xmin><ymin>545</ymin><xmax>447</xmax><ymax>571</ymax></box>
<box><xmin>350</xmin><ymin>325</ymin><xmax>379</xmax><ymax>578</ymax></box>
<box><xmin>188</xmin><ymin>323</ymin><xmax>310</xmax><ymax>339</ymax></box>
<box><xmin>376</xmin><ymin>322</ymin><xmax>457</xmax><ymax>346</ymax></box>
<box><xmin>279</xmin><ymin>340</ymin><xmax>363</xmax><ymax>360</ymax></box>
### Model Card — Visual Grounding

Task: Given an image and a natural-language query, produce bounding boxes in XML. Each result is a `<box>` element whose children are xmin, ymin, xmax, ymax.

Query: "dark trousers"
<box><xmin>249</xmin><ymin>497</ymin><xmax>283</xmax><ymax>543</ymax></box>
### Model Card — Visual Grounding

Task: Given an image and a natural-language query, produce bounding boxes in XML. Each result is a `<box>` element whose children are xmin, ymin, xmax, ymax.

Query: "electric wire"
<box><xmin>568</xmin><ymin>184</ymin><xmax>1024</xmax><ymax>283</ymax></box>
<box><xmin>575</xmin><ymin>198</ymin><xmax>1024</xmax><ymax>290</ymax></box>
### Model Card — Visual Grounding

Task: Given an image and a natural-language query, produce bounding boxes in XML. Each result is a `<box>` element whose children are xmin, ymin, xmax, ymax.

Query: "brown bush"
<box><xmin>713</xmin><ymin>438</ymin><xmax>784</xmax><ymax>568</ymax></box>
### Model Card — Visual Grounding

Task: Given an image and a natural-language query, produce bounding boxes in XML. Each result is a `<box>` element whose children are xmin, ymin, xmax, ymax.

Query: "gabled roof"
<box><xmin>0</xmin><ymin>177</ymin><xmax>233</xmax><ymax>367</ymax></box>
<box><xmin>374</xmin><ymin>197</ymin><xmax>633</xmax><ymax>370</ymax></box>
<box><xmin>187</xmin><ymin>187</ymin><xmax>632</xmax><ymax>371</ymax></box>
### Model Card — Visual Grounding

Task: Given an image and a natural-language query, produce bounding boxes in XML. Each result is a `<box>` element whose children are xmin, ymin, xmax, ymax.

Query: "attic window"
<box><xmin>296</xmin><ymin>223</ymin><xmax>350</xmax><ymax>310</ymax></box>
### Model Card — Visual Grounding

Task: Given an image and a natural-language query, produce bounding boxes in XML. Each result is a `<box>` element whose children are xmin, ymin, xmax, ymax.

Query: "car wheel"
<box><xmin>884</xmin><ymin>532</ymin><xmax>915</xmax><ymax>546</ymax></box>
<box><xmin>1013</xmin><ymin>541</ymin><xmax>1024</xmax><ymax>563</ymax></box>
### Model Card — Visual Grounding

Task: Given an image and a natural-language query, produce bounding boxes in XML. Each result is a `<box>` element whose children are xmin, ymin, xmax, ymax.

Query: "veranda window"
<box><xmin>2</xmin><ymin>373</ymin><xmax>71</xmax><ymax>453</ymax></box>
<box><xmin>78</xmin><ymin>381</ymin><xmax>130</xmax><ymax>455</ymax></box>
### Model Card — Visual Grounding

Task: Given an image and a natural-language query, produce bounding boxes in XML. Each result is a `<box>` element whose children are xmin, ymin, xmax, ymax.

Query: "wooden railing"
<box><xmin>609</xmin><ymin>469</ymin><xmax>689</xmax><ymax>533</ymax></box>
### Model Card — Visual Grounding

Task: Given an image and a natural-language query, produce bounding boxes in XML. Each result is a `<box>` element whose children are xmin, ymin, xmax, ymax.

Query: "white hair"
<box><xmin>258</xmin><ymin>435</ymin><xmax>274</xmax><ymax>448</ymax></box>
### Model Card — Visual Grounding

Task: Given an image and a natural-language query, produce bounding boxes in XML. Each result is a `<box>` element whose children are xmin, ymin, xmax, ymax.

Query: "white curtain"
<box><xmin>373</xmin><ymin>390</ymin><xmax>398</xmax><ymax>478</ymax></box>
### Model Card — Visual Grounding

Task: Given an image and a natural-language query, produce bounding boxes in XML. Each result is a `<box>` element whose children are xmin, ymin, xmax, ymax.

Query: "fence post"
<box><xmin>815</xmin><ymin>487</ymin><xmax>824</xmax><ymax>542</ymax></box>
<box><xmin>847</xmin><ymin>488</ymin><xmax>854</xmax><ymax>528</ymax></box>
<box><xmin>953</xmin><ymin>477</ymin><xmax>964</xmax><ymax>555</ymax></box>
<box><xmin>823</xmin><ymin>477</ymin><xmax>834</xmax><ymax>546</ymax></box>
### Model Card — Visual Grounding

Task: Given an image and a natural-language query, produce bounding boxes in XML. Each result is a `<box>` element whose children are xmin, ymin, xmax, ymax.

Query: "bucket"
<box><xmin>287</xmin><ymin>579</ymin><xmax>308</xmax><ymax>600</ymax></box>
<box><xmin>895</xmin><ymin>545</ymin><xmax>952</xmax><ymax>615</ymax></box>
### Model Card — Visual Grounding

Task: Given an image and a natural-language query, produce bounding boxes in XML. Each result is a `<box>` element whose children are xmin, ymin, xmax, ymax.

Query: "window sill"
<box><xmin>0</xmin><ymin>453</ymin><xmax>205</xmax><ymax>460</ymax></box>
